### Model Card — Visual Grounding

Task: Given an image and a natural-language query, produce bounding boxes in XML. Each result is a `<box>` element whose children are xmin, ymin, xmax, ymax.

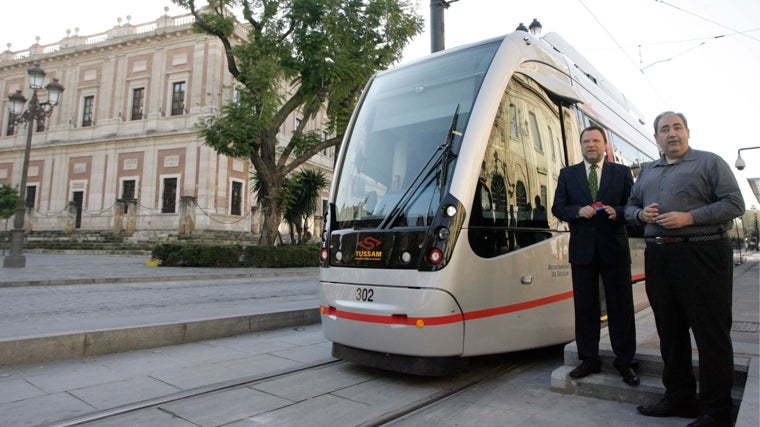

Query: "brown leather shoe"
<box><xmin>637</xmin><ymin>397</ymin><xmax>699</xmax><ymax>418</ymax></box>
<box><xmin>568</xmin><ymin>360</ymin><xmax>601</xmax><ymax>378</ymax></box>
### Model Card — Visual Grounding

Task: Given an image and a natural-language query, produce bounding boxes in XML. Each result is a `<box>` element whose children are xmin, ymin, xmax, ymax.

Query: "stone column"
<box><xmin>113</xmin><ymin>200</ymin><xmax>125</xmax><ymax>234</ymax></box>
<box><xmin>24</xmin><ymin>206</ymin><xmax>33</xmax><ymax>234</ymax></box>
<box><xmin>178</xmin><ymin>196</ymin><xmax>196</xmax><ymax>235</ymax></box>
<box><xmin>65</xmin><ymin>202</ymin><xmax>78</xmax><ymax>234</ymax></box>
<box><xmin>125</xmin><ymin>199</ymin><xmax>137</xmax><ymax>235</ymax></box>
<box><xmin>250</xmin><ymin>206</ymin><xmax>260</xmax><ymax>234</ymax></box>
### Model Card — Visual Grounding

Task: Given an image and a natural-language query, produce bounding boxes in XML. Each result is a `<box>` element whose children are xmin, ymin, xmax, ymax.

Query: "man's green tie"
<box><xmin>589</xmin><ymin>163</ymin><xmax>598</xmax><ymax>201</ymax></box>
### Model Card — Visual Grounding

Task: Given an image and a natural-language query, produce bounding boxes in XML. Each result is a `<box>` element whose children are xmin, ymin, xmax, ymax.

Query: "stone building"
<box><xmin>0</xmin><ymin>9</ymin><xmax>334</xmax><ymax>243</ymax></box>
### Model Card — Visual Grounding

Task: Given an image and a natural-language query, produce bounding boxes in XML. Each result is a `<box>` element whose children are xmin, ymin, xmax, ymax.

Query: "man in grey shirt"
<box><xmin>625</xmin><ymin>111</ymin><xmax>744</xmax><ymax>427</ymax></box>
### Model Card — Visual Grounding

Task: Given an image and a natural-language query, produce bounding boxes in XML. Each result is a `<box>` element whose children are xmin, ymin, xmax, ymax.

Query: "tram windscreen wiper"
<box><xmin>438</xmin><ymin>104</ymin><xmax>460</xmax><ymax>199</ymax></box>
<box><xmin>379</xmin><ymin>105</ymin><xmax>461</xmax><ymax>229</ymax></box>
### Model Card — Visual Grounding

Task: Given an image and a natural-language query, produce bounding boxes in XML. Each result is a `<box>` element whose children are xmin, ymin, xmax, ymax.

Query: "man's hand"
<box><xmin>655</xmin><ymin>211</ymin><xmax>695</xmax><ymax>229</ymax></box>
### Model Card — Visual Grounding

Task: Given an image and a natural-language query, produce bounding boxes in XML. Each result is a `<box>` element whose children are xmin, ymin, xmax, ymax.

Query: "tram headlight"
<box><xmin>400</xmin><ymin>251</ymin><xmax>412</xmax><ymax>264</ymax></box>
<box><xmin>436</xmin><ymin>226</ymin><xmax>450</xmax><ymax>241</ymax></box>
<box><xmin>443</xmin><ymin>204</ymin><xmax>457</xmax><ymax>217</ymax></box>
<box><xmin>335</xmin><ymin>251</ymin><xmax>343</xmax><ymax>262</ymax></box>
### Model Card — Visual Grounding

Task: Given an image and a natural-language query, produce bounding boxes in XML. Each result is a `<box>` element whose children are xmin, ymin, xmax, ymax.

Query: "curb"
<box><xmin>0</xmin><ymin>269</ymin><xmax>319</xmax><ymax>288</ymax></box>
<box><xmin>736</xmin><ymin>356</ymin><xmax>759</xmax><ymax>427</ymax></box>
<box><xmin>0</xmin><ymin>308</ymin><xmax>321</xmax><ymax>366</ymax></box>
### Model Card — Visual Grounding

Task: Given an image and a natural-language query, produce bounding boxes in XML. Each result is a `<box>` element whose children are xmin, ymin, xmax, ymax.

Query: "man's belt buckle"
<box><xmin>654</xmin><ymin>236</ymin><xmax>675</xmax><ymax>244</ymax></box>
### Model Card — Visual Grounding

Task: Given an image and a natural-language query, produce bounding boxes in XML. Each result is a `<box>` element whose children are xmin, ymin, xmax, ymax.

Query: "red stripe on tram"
<box><xmin>321</xmin><ymin>290</ymin><xmax>574</xmax><ymax>326</ymax></box>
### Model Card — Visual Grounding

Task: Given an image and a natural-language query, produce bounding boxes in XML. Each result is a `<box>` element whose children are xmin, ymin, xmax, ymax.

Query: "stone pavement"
<box><xmin>0</xmin><ymin>254</ymin><xmax>321</xmax><ymax>366</ymax></box>
<box><xmin>0</xmin><ymin>253</ymin><xmax>757</xmax><ymax>427</ymax></box>
<box><xmin>551</xmin><ymin>253</ymin><xmax>759</xmax><ymax>427</ymax></box>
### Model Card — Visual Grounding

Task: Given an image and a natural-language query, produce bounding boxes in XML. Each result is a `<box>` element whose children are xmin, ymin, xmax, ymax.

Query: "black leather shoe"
<box><xmin>636</xmin><ymin>397</ymin><xmax>699</xmax><ymax>418</ymax></box>
<box><xmin>617</xmin><ymin>367</ymin><xmax>640</xmax><ymax>386</ymax></box>
<box><xmin>687</xmin><ymin>415</ymin><xmax>715</xmax><ymax>426</ymax></box>
<box><xmin>687</xmin><ymin>413</ymin><xmax>733</xmax><ymax>427</ymax></box>
<box><xmin>568</xmin><ymin>361</ymin><xmax>601</xmax><ymax>379</ymax></box>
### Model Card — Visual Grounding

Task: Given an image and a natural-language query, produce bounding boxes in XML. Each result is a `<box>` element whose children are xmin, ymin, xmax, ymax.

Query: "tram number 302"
<box><xmin>355</xmin><ymin>288</ymin><xmax>374</xmax><ymax>302</ymax></box>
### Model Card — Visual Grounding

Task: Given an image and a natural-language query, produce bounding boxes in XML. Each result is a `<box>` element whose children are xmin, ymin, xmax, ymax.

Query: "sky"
<box><xmin>1</xmin><ymin>0</ymin><xmax>759</xmax><ymax>207</ymax></box>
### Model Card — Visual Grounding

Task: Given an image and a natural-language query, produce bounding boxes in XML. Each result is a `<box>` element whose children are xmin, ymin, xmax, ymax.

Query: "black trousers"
<box><xmin>645</xmin><ymin>239</ymin><xmax>734</xmax><ymax>419</ymax></box>
<box><xmin>571</xmin><ymin>257</ymin><xmax>636</xmax><ymax>369</ymax></box>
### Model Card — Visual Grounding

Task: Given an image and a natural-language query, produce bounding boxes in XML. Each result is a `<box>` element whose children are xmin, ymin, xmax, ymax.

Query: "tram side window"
<box><xmin>468</xmin><ymin>74</ymin><xmax>564</xmax><ymax>258</ymax></box>
<box><xmin>606</xmin><ymin>130</ymin><xmax>656</xmax><ymax>238</ymax></box>
<box><xmin>608</xmin><ymin>131</ymin><xmax>654</xmax><ymax>172</ymax></box>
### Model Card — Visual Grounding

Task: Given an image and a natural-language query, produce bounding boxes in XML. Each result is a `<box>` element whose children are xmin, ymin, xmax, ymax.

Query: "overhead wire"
<box><xmin>640</xmin><ymin>42</ymin><xmax>706</xmax><ymax>70</ymax></box>
<box><xmin>576</xmin><ymin>0</ymin><xmax>641</xmax><ymax>72</ymax></box>
<box><xmin>576</xmin><ymin>0</ymin><xmax>668</xmax><ymax>104</ymax></box>
<box><xmin>584</xmin><ymin>28</ymin><xmax>760</xmax><ymax>51</ymax></box>
<box><xmin>654</xmin><ymin>0</ymin><xmax>760</xmax><ymax>43</ymax></box>
<box><xmin>576</xmin><ymin>0</ymin><xmax>759</xmax><ymax>104</ymax></box>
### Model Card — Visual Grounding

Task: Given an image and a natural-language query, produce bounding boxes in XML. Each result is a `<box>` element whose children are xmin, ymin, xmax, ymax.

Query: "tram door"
<box><xmin>72</xmin><ymin>191</ymin><xmax>83</xmax><ymax>229</ymax></box>
<box><xmin>122</xmin><ymin>180</ymin><xmax>136</xmax><ymax>213</ymax></box>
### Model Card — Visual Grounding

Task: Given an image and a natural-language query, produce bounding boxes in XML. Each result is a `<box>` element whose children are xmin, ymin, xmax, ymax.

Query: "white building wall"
<box><xmin>0</xmin><ymin>11</ymin><xmax>334</xmax><ymax>239</ymax></box>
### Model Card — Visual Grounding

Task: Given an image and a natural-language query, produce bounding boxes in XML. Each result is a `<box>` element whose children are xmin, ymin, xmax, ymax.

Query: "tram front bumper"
<box><xmin>319</xmin><ymin>282</ymin><xmax>464</xmax><ymax>357</ymax></box>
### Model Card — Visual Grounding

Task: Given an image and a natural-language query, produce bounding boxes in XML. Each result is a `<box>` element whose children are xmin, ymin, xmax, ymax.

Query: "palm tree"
<box><xmin>284</xmin><ymin>169</ymin><xmax>327</xmax><ymax>245</ymax></box>
<box><xmin>252</xmin><ymin>169</ymin><xmax>327</xmax><ymax>245</ymax></box>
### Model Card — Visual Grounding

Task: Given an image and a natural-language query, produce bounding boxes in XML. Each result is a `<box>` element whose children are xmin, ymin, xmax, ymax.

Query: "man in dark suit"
<box><xmin>552</xmin><ymin>125</ymin><xmax>638</xmax><ymax>386</ymax></box>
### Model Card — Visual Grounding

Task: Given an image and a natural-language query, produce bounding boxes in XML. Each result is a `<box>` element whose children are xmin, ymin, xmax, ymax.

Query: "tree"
<box><xmin>1</xmin><ymin>184</ymin><xmax>19</xmax><ymax>253</ymax></box>
<box><xmin>173</xmin><ymin>0</ymin><xmax>423</xmax><ymax>245</ymax></box>
<box><xmin>282</xmin><ymin>168</ymin><xmax>327</xmax><ymax>244</ymax></box>
<box><xmin>0</xmin><ymin>184</ymin><xmax>18</xmax><ymax>227</ymax></box>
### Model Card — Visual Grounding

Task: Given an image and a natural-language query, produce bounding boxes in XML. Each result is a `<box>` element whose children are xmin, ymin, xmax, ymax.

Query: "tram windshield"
<box><xmin>334</xmin><ymin>41</ymin><xmax>501</xmax><ymax>229</ymax></box>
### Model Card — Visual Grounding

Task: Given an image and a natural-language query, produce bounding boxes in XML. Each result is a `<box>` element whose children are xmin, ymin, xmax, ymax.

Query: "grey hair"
<box><xmin>653</xmin><ymin>111</ymin><xmax>688</xmax><ymax>133</ymax></box>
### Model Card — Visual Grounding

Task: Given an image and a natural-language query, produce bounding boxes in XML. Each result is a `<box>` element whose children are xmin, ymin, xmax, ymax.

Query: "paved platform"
<box><xmin>0</xmin><ymin>253</ymin><xmax>757</xmax><ymax>426</ymax></box>
<box><xmin>552</xmin><ymin>254</ymin><xmax>759</xmax><ymax>427</ymax></box>
<box><xmin>0</xmin><ymin>254</ymin><xmax>318</xmax><ymax>287</ymax></box>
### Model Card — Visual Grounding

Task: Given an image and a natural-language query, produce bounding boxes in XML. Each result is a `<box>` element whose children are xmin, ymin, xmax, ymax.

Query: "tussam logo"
<box><xmin>357</xmin><ymin>236</ymin><xmax>382</xmax><ymax>250</ymax></box>
<box><xmin>355</xmin><ymin>236</ymin><xmax>383</xmax><ymax>261</ymax></box>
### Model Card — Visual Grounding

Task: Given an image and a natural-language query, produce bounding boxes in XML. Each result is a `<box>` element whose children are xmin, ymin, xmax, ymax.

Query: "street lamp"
<box><xmin>3</xmin><ymin>64</ymin><xmax>64</xmax><ymax>268</ymax></box>
<box><xmin>528</xmin><ymin>19</ymin><xmax>543</xmax><ymax>36</ymax></box>
<box><xmin>734</xmin><ymin>146</ymin><xmax>760</xmax><ymax>170</ymax></box>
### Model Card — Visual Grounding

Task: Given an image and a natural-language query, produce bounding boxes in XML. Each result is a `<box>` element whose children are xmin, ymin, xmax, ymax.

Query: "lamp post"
<box><xmin>3</xmin><ymin>64</ymin><xmax>64</xmax><ymax>268</ymax></box>
<box><xmin>430</xmin><ymin>1</ymin><xmax>459</xmax><ymax>53</ymax></box>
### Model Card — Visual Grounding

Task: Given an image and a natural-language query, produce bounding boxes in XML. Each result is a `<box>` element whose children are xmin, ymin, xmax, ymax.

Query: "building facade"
<box><xmin>0</xmin><ymin>10</ymin><xmax>334</xmax><ymax>240</ymax></box>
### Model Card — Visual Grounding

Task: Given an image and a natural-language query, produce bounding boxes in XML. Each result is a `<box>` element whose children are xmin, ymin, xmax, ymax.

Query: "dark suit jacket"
<box><xmin>551</xmin><ymin>161</ymin><xmax>633</xmax><ymax>266</ymax></box>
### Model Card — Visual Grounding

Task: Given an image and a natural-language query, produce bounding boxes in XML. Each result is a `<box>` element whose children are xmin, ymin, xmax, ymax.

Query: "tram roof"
<box><xmin>391</xmin><ymin>31</ymin><xmax>648</xmax><ymax>130</ymax></box>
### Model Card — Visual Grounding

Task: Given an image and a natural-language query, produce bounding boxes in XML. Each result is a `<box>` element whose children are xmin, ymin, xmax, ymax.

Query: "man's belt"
<box><xmin>645</xmin><ymin>233</ymin><xmax>727</xmax><ymax>245</ymax></box>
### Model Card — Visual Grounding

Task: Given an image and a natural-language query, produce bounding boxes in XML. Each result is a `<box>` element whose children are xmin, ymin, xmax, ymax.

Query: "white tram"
<box><xmin>318</xmin><ymin>30</ymin><xmax>660</xmax><ymax>375</ymax></box>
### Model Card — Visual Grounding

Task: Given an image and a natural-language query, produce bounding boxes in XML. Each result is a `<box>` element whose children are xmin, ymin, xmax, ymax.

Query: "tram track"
<box><xmin>360</xmin><ymin>359</ymin><xmax>532</xmax><ymax>427</ymax></box>
<box><xmin>49</xmin><ymin>351</ymin><xmax>546</xmax><ymax>427</ymax></box>
<box><xmin>47</xmin><ymin>359</ymin><xmax>344</xmax><ymax>427</ymax></box>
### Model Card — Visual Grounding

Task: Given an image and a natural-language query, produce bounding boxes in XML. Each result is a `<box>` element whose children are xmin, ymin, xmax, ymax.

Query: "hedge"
<box><xmin>151</xmin><ymin>243</ymin><xmax>320</xmax><ymax>268</ymax></box>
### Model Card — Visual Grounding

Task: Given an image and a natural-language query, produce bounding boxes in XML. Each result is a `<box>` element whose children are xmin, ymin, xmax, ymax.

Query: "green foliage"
<box><xmin>151</xmin><ymin>242</ymin><xmax>319</xmax><ymax>267</ymax></box>
<box><xmin>151</xmin><ymin>243</ymin><xmax>244</xmax><ymax>267</ymax></box>
<box><xmin>0</xmin><ymin>184</ymin><xmax>18</xmax><ymax>220</ymax></box>
<box><xmin>243</xmin><ymin>244</ymin><xmax>319</xmax><ymax>267</ymax></box>
<box><xmin>172</xmin><ymin>0</ymin><xmax>423</xmax><ymax>245</ymax></box>
<box><xmin>282</xmin><ymin>168</ymin><xmax>327</xmax><ymax>244</ymax></box>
